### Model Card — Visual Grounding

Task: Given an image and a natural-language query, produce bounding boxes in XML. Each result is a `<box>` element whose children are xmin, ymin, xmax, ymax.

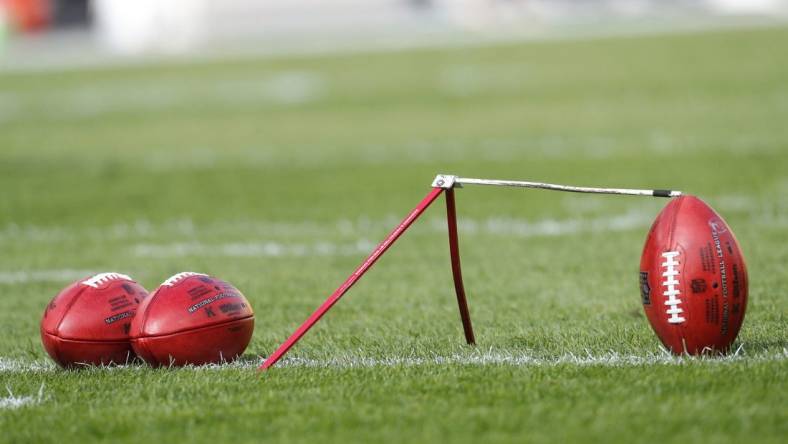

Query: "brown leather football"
<box><xmin>131</xmin><ymin>272</ymin><xmax>254</xmax><ymax>366</ymax></box>
<box><xmin>41</xmin><ymin>272</ymin><xmax>148</xmax><ymax>367</ymax></box>
<box><xmin>640</xmin><ymin>195</ymin><xmax>748</xmax><ymax>354</ymax></box>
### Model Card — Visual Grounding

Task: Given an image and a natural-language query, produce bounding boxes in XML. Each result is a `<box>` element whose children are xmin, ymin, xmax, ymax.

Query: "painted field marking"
<box><xmin>2</xmin><ymin>349</ymin><xmax>785</xmax><ymax>373</ymax></box>
<box><xmin>0</xmin><ymin>270</ymin><xmax>94</xmax><ymax>285</ymax></box>
<box><xmin>0</xmin><ymin>384</ymin><xmax>45</xmax><ymax>410</ymax></box>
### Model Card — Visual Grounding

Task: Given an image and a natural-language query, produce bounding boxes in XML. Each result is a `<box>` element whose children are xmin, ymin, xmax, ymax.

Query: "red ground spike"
<box><xmin>260</xmin><ymin>187</ymin><xmax>446</xmax><ymax>370</ymax></box>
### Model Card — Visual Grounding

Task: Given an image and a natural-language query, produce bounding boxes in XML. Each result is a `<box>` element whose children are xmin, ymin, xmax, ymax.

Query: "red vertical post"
<box><xmin>445</xmin><ymin>188</ymin><xmax>476</xmax><ymax>345</ymax></box>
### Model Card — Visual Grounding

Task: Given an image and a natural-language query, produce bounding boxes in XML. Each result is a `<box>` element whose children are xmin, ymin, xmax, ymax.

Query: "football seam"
<box><xmin>50</xmin><ymin>281</ymin><xmax>90</xmax><ymax>338</ymax></box>
<box><xmin>134</xmin><ymin>314</ymin><xmax>255</xmax><ymax>339</ymax></box>
<box><xmin>666</xmin><ymin>196</ymin><xmax>685</xmax><ymax>248</ymax></box>
<box><xmin>713</xmin><ymin>206</ymin><xmax>750</xmax><ymax>319</ymax></box>
<box><xmin>42</xmin><ymin>332</ymin><xmax>134</xmax><ymax>345</ymax></box>
<box><xmin>132</xmin><ymin>331</ymin><xmax>153</xmax><ymax>362</ymax></box>
<box><xmin>135</xmin><ymin>274</ymin><xmax>207</xmax><ymax>336</ymax></box>
<box><xmin>135</xmin><ymin>285</ymin><xmax>165</xmax><ymax>340</ymax></box>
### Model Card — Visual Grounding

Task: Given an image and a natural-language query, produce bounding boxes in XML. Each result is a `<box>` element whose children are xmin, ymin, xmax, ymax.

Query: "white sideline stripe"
<box><xmin>432</xmin><ymin>210</ymin><xmax>653</xmax><ymax>238</ymax></box>
<box><xmin>130</xmin><ymin>211</ymin><xmax>653</xmax><ymax>258</ymax></box>
<box><xmin>130</xmin><ymin>211</ymin><xmax>654</xmax><ymax>258</ymax></box>
<box><xmin>272</xmin><ymin>349</ymin><xmax>788</xmax><ymax>368</ymax></box>
<box><xmin>0</xmin><ymin>359</ymin><xmax>55</xmax><ymax>372</ymax></box>
<box><xmin>0</xmin><ymin>385</ymin><xmax>45</xmax><ymax>410</ymax></box>
<box><xmin>0</xmin><ymin>211</ymin><xmax>653</xmax><ymax>282</ymax></box>
<box><xmin>2</xmin><ymin>195</ymin><xmax>785</xmax><ymax>244</ymax></box>
<box><xmin>2</xmin><ymin>350</ymin><xmax>785</xmax><ymax>372</ymax></box>
<box><xmin>130</xmin><ymin>210</ymin><xmax>648</xmax><ymax>258</ymax></box>
<box><xmin>132</xmin><ymin>240</ymin><xmax>379</xmax><ymax>258</ymax></box>
<box><xmin>0</xmin><ymin>270</ymin><xmax>94</xmax><ymax>285</ymax></box>
<box><xmin>0</xmin><ymin>210</ymin><xmax>657</xmax><ymax>243</ymax></box>
<box><xmin>0</xmin><ymin>71</ymin><xmax>326</xmax><ymax>123</ymax></box>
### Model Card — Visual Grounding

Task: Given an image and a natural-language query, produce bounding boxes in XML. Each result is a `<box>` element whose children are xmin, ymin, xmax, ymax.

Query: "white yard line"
<box><xmin>128</xmin><ymin>211</ymin><xmax>653</xmax><ymax>257</ymax></box>
<box><xmin>0</xmin><ymin>204</ymin><xmax>783</xmax><ymax>263</ymax></box>
<box><xmin>0</xmin><ymin>211</ymin><xmax>658</xmax><ymax>245</ymax></box>
<box><xmin>266</xmin><ymin>348</ymin><xmax>788</xmax><ymax>369</ymax></box>
<box><xmin>0</xmin><ymin>385</ymin><xmax>45</xmax><ymax>410</ymax></box>
<box><xmin>0</xmin><ymin>71</ymin><xmax>326</xmax><ymax>124</ymax></box>
<box><xmin>434</xmin><ymin>210</ymin><xmax>654</xmax><ymax>238</ymax></box>
<box><xmin>0</xmin><ymin>358</ymin><xmax>55</xmax><ymax>372</ymax></box>
<box><xmin>1</xmin><ymin>193</ymin><xmax>785</xmax><ymax>245</ymax></box>
<box><xmin>131</xmin><ymin>239</ymin><xmax>377</xmax><ymax>258</ymax></box>
<box><xmin>2</xmin><ymin>349</ymin><xmax>785</xmax><ymax>373</ymax></box>
<box><xmin>3</xmin><ymin>191</ymin><xmax>785</xmax><ymax>245</ymax></box>
<box><xmin>0</xmin><ymin>270</ymin><xmax>95</xmax><ymax>285</ymax></box>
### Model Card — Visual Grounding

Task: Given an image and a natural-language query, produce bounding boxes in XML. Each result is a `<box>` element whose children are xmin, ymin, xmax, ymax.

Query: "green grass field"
<box><xmin>1</xmin><ymin>26</ymin><xmax>787</xmax><ymax>443</ymax></box>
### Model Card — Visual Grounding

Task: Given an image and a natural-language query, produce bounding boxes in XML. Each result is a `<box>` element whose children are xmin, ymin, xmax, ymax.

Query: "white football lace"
<box><xmin>161</xmin><ymin>271</ymin><xmax>207</xmax><ymax>287</ymax></box>
<box><xmin>661</xmin><ymin>251</ymin><xmax>685</xmax><ymax>324</ymax></box>
<box><xmin>81</xmin><ymin>272</ymin><xmax>132</xmax><ymax>288</ymax></box>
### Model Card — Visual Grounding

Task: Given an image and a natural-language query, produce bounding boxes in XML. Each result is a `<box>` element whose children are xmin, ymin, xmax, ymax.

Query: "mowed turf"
<box><xmin>1</xmin><ymin>26</ymin><xmax>787</xmax><ymax>443</ymax></box>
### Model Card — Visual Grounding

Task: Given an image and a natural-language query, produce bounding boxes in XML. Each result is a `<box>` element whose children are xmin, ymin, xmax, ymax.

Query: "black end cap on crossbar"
<box><xmin>652</xmin><ymin>189</ymin><xmax>673</xmax><ymax>198</ymax></box>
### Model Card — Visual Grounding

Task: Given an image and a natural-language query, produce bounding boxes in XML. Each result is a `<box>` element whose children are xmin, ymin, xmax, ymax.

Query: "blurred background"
<box><xmin>1</xmin><ymin>0</ymin><xmax>787</xmax><ymax>69</ymax></box>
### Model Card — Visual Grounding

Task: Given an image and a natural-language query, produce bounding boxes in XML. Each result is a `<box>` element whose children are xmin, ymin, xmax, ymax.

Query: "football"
<box><xmin>130</xmin><ymin>272</ymin><xmax>254</xmax><ymax>366</ymax></box>
<box><xmin>41</xmin><ymin>272</ymin><xmax>148</xmax><ymax>367</ymax></box>
<box><xmin>640</xmin><ymin>195</ymin><xmax>748</xmax><ymax>354</ymax></box>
